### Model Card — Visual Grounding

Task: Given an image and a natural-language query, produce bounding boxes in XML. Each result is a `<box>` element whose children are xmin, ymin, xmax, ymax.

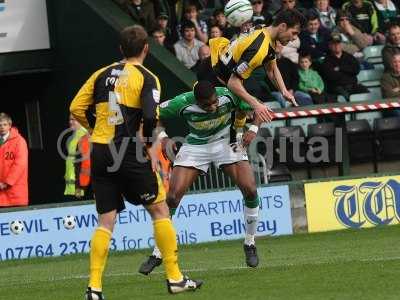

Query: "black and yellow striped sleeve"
<box><xmin>70</xmin><ymin>67</ymin><xmax>107</xmax><ymax>131</ymax></box>
<box><xmin>137</xmin><ymin>66</ymin><xmax>161</xmax><ymax>145</ymax></box>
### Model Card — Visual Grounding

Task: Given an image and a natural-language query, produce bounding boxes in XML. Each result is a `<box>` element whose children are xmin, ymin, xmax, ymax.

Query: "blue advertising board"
<box><xmin>0</xmin><ymin>185</ymin><xmax>292</xmax><ymax>260</ymax></box>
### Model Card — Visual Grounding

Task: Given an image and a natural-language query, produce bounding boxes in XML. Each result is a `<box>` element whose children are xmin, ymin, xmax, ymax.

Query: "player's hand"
<box><xmin>254</xmin><ymin>102</ymin><xmax>273</xmax><ymax>123</ymax></box>
<box><xmin>283</xmin><ymin>90</ymin><xmax>298</xmax><ymax>107</ymax></box>
<box><xmin>146</xmin><ymin>145</ymin><xmax>160</xmax><ymax>173</ymax></box>
<box><xmin>161</xmin><ymin>137</ymin><xmax>177</xmax><ymax>161</ymax></box>
<box><xmin>242</xmin><ymin>130</ymin><xmax>257</xmax><ymax>147</ymax></box>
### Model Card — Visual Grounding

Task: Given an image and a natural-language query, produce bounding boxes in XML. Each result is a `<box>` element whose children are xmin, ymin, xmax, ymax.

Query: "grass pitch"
<box><xmin>1</xmin><ymin>225</ymin><xmax>399</xmax><ymax>300</ymax></box>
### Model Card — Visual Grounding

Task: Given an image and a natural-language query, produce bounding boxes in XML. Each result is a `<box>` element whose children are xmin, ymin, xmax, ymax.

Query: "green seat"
<box><xmin>363</xmin><ymin>45</ymin><xmax>384</xmax><ymax>64</ymax></box>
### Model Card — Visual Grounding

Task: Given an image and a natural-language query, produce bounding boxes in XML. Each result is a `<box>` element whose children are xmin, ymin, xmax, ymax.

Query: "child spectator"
<box><xmin>209</xmin><ymin>24</ymin><xmax>223</xmax><ymax>38</ymax></box>
<box><xmin>211</xmin><ymin>8</ymin><xmax>236</xmax><ymax>39</ymax></box>
<box><xmin>309</xmin><ymin>0</ymin><xmax>337</xmax><ymax>30</ymax></box>
<box><xmin>270</xmin><ymin>42</ymin><xmax>314</xmax><ymax>107</ymax></box>
<box><xmin>298</xmin><ymin>52</ymin><xmax>332</xmax><ymax>104</ymax></box>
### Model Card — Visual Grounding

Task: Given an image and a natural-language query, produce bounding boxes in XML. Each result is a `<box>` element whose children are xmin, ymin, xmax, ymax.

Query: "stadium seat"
<box><xmin>307</xmin><ymin>122</ymin><xmax>338</xmax><ymax>165</ymax></box>
<box><xmin>374</xmin><ymin>117</ymin><xmax>400</xmax><ymax>160</ymax></box>
<box><xmin>266</xmin><ymin>101</ymin><xmax>282</xmax><ymax>110</ymax></box>
<box><xmin>275</xmin><ymin>125</ymin><xmax>308</xmax><ymax>171</ymax></box>
<box><xmin>346</xmin><ymin>120</ymin><xmax>377</xmax><ymax>171</ymax></box>
<box><xmin>261</xmin><ymin>120</ymin><xmax>286</xmax><ymax>138</ymax></box>
<box><xmin>357</xmin><ymin>69</ymin><xmax>383</xmax><ymax>88</ymax></box>
<box><xmin>363</xmin><ymin>45</ymin><xmax>384</xmax><ymax>64</ymax></box>
<box><xmin>289</xmin><ymin>117</ymin><xmax>318</xmax><ymax>136</ymax></box>
<box><xmin>266</xmin><ymin>163</ymin><xmax>292</xmax><ymax>183</ymax></box>
<box><xmin>256</xmin><ymin>127</ymin><xmax>272</xmax><ymax>157</ymax></box>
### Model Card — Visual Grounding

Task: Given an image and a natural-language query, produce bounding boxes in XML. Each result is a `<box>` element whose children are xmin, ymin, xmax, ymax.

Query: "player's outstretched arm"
<box><xmin>227</xmin><ymin>74</ymin><xmax>273</xmax><ymax>122</ymax></box>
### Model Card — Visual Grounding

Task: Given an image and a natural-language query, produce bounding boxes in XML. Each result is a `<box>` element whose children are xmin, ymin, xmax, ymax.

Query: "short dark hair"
<box><xmin>193</xmin><ymin>81</ymin><xmax>215</xmax><ymax>102</ymax></box>
<box><xmin>306</xmin><ymin>12</ymin><xmax>320</xmax><ymax>22</ymax></box>
<box><xmin>213</xmin><ymin>8</ymin><xmax>224</xmax><ymax>17</ymax></box>
<box><xmin>180</xmin><ymin>20</ymin><xmax>196</xmax><ymax>36</ymax></box>
<box><xmin>119</xmin><ymin>25</ymin><xmax>148</xmax><ymax>58</ymax></box>
<box><xmin>298</xmin><ymin>51</ymin><xmax>312</xmax><ymax>61</ymax></box>
<box><xmin>272</xmin><ymin>9</ymin><xmax>305</xmax><ymax>28</ymax></box>
<box><xmin>388</xmin><ymin>22</ymin><xmax>400</xmax><ymax>32</ymax></box>
<box><xmin>184</xmin><ymin>3</ymin><xmax>198</xmax><ymax>13</ymax></box>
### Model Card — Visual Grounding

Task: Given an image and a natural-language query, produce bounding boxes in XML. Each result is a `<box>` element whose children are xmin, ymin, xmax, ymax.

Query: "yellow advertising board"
<box><xmin>305</xmin><ymin>175</ymin><xmax>400</xmax><ymax>232</ymax></box>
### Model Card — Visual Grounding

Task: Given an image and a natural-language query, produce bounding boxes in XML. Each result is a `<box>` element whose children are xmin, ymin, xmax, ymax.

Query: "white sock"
<box><xmin>244</xmin><ymin>206</ymin><xmax>259</xmax><ymax>246</ymax></box>
<box><xmin>152</xmin><ymin>245</ymin><xmax>162</xmax><ymax>258</ymax></box>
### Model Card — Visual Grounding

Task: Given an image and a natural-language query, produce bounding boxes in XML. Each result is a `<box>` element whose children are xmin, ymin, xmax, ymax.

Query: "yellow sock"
<box><xmin>153</xmin><ymin>218</ymin><xmax>183</xmax><ymax>281</ymax></box>
<box><xmin>89</xmin><ymin>227</ymin><xmax>112</xmax><ymax>290</ymax></box>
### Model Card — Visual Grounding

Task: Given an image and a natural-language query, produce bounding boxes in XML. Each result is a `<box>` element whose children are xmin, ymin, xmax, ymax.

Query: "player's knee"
<box><xmin>242</xmin><ymin>186</ymin><xmax>258</xmax><ymax>200</ymax></box>
<box><xmin>166</xmin><ymin>193</ymin><xmax>180</xmax><ymax>209</ymax></box>
<box><xmin>98</xmin><ymin>211</ymin><xmax>117</xmax><ymax>232</ymax></box>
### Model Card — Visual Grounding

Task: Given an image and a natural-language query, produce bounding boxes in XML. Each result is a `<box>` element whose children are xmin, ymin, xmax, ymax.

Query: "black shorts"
<box><xmin>91</xmin><ymin>143</ymin><xmax>166</xmax><ymax>214</ymax></box>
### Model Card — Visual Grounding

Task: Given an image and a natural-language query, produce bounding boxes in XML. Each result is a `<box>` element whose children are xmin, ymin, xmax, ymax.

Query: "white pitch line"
<box><xmin>2</xmin><ymin>255</ymin><xmax>400</xmax><ymax>288</ymax></box>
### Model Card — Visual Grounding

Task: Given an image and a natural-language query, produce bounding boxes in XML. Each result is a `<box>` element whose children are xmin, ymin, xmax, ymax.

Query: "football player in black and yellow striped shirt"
<box><xmin>208</xmin><ymin>9</ymin><xmax>305</xmax><ymax>122</ymax></box>
<box><xmin>70</xmin><ymin>25</ymin><xmax>202</xmax><ymax>299</ymax></box>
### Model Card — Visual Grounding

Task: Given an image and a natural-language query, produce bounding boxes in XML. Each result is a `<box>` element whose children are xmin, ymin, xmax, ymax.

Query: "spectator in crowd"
<box><xmin>333</xmin><ymin>9</ymin><xmax>372</xmax><ymax>55</ymax></box>
<box><xmin>177</xmin><ymin>3</ymin><xmax>208</xmax><ymax>43</ymax></box>
<box><xmin>275</xmin><ymin>0</ymin><xmax>306</xmax><ymax>15</ymax></box>
<box><xmin>298</xmin><ymin>52</ymin><xmax>333</xmax><ymax>104</ymax></box>
<box><xmin>155</xmin><ymin>13</ymin><xmax>178</xmax><ymax>45</ymax></box>
<box><xmin>152</xmin><ymin>27</ymin><xmax>176</xmax><ymax>54</ymax></box>
<box><xmin>373</xmin><ymin>0</ymin><xmax>399</xmax><ymax>34</ymax></box>
<box><xmin>174</xmin><ymin>20</ymin><xmax>204</xmax><ymax>69</ymax></box>
<box><xmin>299</xmin><ymin>13</ymin><xmax>331</xmax><ymax>62</ymax></box>
<box><xmin>270</xmin><ymin>42</ymin><xmax>314</xmax><ymax>107</ymax></box>
<box><xmin>210</xmin><ymin>24</ymin><xmax>224</xmax><ymax>38</ymax></box>
<box><xmin>191</xmin><ymin>44</ymin><xmax>211</xmax><ymax>73</ymax></box>
<box><xmin>342</xmin><ymin>0</ymin><xmax>385</xmax><ymax>43</ymax></box>
<box><xmin>211</xmin><ymin>8</ymin><xmax>236</xmax><ymax>39</ymax></box>
<box><xmin>123</xmin><ymin>0</ymin><xmax>156</xmax><ymax>31</ymax></box>
<box><xmin>381</xmin><ymin>53</ymin><xmax>400</xmax><ymax>97</ymax></box>
<box><xmin>320</xmin><ymin>33</ymin><xmax>369</xmax><ymax>99</ymax></box>
<box><xmin>251</xmin><ymin>0</ymin><xmax>273</xmax><ymax>26</ymax></box>
<box><xmin>0</xmin><ymin>113</ymin><xmax>28</xmax><ymax>207</ymax></box>
<box><xmin>64</xmin><ymin>115</ymin><xmax>91</xmax><ymax>201</ymax></box>
<box><xmin>281</xmin><ymin>37</ymin><xmax>301</xmax><ymax>63</ymax></box>
<box><xmin>309</xmin><ymin>0</ymin><xmax>337</xmax><ymax>30</ymax></box>
<box><xmin>382</xmin><ymin>23</ymin><xmax>400</xmax><ymax>71</ymax></box>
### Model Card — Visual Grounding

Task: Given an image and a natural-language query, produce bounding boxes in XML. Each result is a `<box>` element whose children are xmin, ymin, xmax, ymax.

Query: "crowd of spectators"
<box><xmin>117</xmin><ymin>0</ymin><xmax>400</xmax><ymax>106</ymax></box>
